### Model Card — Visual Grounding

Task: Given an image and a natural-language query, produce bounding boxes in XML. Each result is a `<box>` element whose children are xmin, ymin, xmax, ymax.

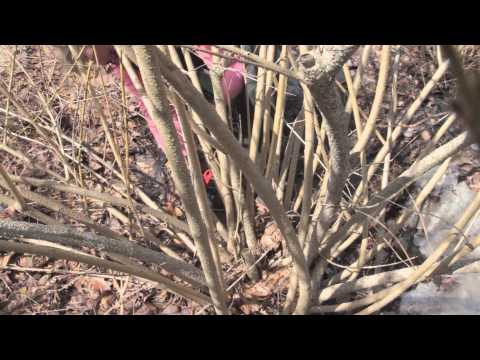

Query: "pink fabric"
<box><xmin>193</xmin><ymin>45</ymin><xmax>245</xmax><ymax>100</ymax></box>
<box><xmin>112</xmin><ymin>64</ymin><xmax>187</xmax><ymax>156</ymax></box>
<box><xmin>112</xmin><ymin>46</ymin><xmax>245</xmax><ymax>157</ymax></box>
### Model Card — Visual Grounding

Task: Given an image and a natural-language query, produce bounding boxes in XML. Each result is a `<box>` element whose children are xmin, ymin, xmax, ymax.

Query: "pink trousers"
<box><xmin>112</xmin><ymin>46</ymin><xmax>245</xmax><ymax>157</ymax></box>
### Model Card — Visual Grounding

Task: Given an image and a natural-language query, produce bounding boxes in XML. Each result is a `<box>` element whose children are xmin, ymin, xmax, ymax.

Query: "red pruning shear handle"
<box><xmin>202</xmin><ymin>169</ymin><xmax>214</xmax><ymax>186</ymax></box>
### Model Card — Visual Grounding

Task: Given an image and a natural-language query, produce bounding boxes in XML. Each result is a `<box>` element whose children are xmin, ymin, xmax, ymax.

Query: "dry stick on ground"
<box><xmin>106</xmin><ymin>207</ymin><xmax>183</xmax><ymax>261</ymax></box>
<box><xmin>150</xmin><ymin>46</ymin><xmax>311</xmax><ymax>314</ymax></box>
<box><xmin>318</xmin><ymin>267</ymin><xmax>416</xmax><ymax>304</ymax></box>
<box><xmin>0</xmin><ymin>194</ymin><xmax>59</xmax><ymax>227</ymax></box>
<box><xmin>438</xmin><ymin>231</ymin><xmax>480</xmax><ymax>274</ymax></box>
<box><xmin>357</xmin><ymin>186</ymin><xmax>480</xmax><ymax>315</ymax></box>
<box><xmin>312</xmin><ymin>251</ymin><xmax>480</xmax><ymax>314</ymax></box>
<box><xmin>0</xmin><ymin>143</ymin><xmax>196</xmax><ymax>269</ymax></box>
<box><xmin>74</xmin><ymin>59</ymin><xmax>92</xmax><ymax>211</ymax></box>
<box><xmin>329</xmin><ymin>131</ymin><xmax>471</xmax><ymax>252</ymax></box>
<box><xmin>109</xmin><ymin>50</ymin><xmax>144</xmax><ymax>238</ymax></box>
<box><xmin>0</xmin><ymin>164</ymin><xmax>27</xmax><ymax>211</ymax></box>
<box><xmin>68</xmin><ymin>47</ymin><xmax>128</xmax><ymax>189</ymax></box>
<box><xmin>5</xmin><ymin>109</ymin><xmax>178</xmax><ymax>212</ymax></box>
<box><xmin>0</xmin><ymin>104</ymin><xmax>127</xmax><ymax>188</ymax></box>
<box><xmin>0</xmin><ymin>177</ymin><xmax>128</xmax><ymax>243</ymax></box>
<box><xmin>132</xmin><ymin>45</ymin><xmax>228</xmax><ymax>315</ymax></box>
<box><xmin>1</xmin><ymin>175</ymin><xmax>205</xmax><ymax>283</ymax></box>
<box><xmin>8</xmin><ymin>47</ymin><xmax>75</xmax><ymax>181</ymax></box>
<box><xmin>0</xmin><ymin>216</ymin><xmax>205</xmax><ymax>287</ymax></box>
<box><xmin>0</xmin><ymin>80</ymin><xmax>75</xmax><ymax>180</ymax></box>
<box><xmin>3</xmin><ymin>129</ymin><xmax>121</xmax><ymax>208</ymax></box>
<box><xmin>392</xmin><ymin>157</ymin><xmax>452</xmax><ymax>234</ymax></box>
<box><xmin>340</xmin><ymin>46</ymin><xmax>480</xmax><ymax>314</ymax></box>
<box><xmin>0</xmin><ymin>79</ymin><xmax>32</xmax><ymax>121</ymax></box>
<box><xmin>0</xmin><ymin>193</ymin><xmax>198</xmax><ymax>299</ymax></box>
<box><xmin>8</xmin><ymin>175</ymin><xmax>189</xmax><ymax>234</ymax></box>
<box><xmin>310</xmin><ymin>130</ymin><xmax>472</xmax><ymax>300</ymax></box>
<box><xmin>325</xmin><ymin>157</ymin><xmax>453</xmax><ymax>288</ymax></box>
<box><xmin>1</xmin><ymin>46</ymin><xmax>87</xmax><ymax>157</ymax></box>
<box><xmin>0</xmin><ymin>237</ymin><xmax>211</xmax><ymax>306</ymax></box>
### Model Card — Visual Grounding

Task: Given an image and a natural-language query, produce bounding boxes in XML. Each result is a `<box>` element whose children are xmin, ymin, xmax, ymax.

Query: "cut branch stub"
<box><xmin>298</xmin><ymin>45</ymin><xmax>359</xmax><ymax>85</ymax></box>
<box><xmin>298</xmin><ymin>53</ymin><xmax>316</xmax><ymax>69</ymax></box>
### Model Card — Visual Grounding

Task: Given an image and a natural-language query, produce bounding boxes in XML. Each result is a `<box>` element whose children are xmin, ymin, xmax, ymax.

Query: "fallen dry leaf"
<box><xmin>99</xmin><ymin>294</ymin><xmax>115</xmax><ymax>312</ymax></box>
<box><xmin>244</xmin><ymin>268</ymin><xmax>290</xmax><ymax>300</ymax></box>
<box><xmin>467</xmin><ymin>171</ymin><xmax>480</xmax><ymax>192</ymax></box>
<box><xmin>420</xmin><ymin>130</ymin><xmax>432</xmax><ymax>141</ymax></box>
<box><xmin>240</xmin><ymin>303</ymin><xmax>262</xmax><ymax>315</ymax></box>
<box><xmin>135</xmin><ymin>303</ymin><xmax>157</xmax><ymax>315</ymax></box>
<box><xmin>173</xmin><ymin>206</ymin><xmax>184</xmax><ymax>218</ymax></box>
<box><xmin>260</xmin><ymin>223</ymin><xmax>283</xmax><ymax>251</ymax></box>
<box><xmin>244</xmin><ymin>283</ymin><xmax>271</xmax><ymax>299</ymax></box>
<box><xmin>162</xmin><ymin>304</ymin><xmax>181</xmax><ymax>315</ymax></box>
<box><xmin>0</xmin><ymin>206</ymin><xmax>17</xmax><ymax>220</ymax></box>
<box><xmin>255</xmin><ymin>198</ymin><xmax>269</xmax><ymax>216</ymax></box>
<box><xmin>181</xmin><ymin>307</ymin><xmax>194</xmax><ymax>315</ymax></box>
<box><xmin>37</xmin><ymin>274</ymin><xmax>50</xmax><ymax>286</ymax></box>
<box><xmin>74</xmin><ymin>276</ymin><xmax>111</xmax><ymax>298</ymax></box>
<box><xmin>0</xmin><ymin>272</ymin><xmax>12</xmax><ymax>287</ymax></box>
<box><xmin>1</xmin><ymin>252</ymin><xmax>14</xmax><ymax>267</ymax></box>
<box><xmin>88</xmin><ymin>160</ymin><xmax>103</xmax><ymax>172</ymax></box>
<box><xmin>17</xmin><ymin>256</ymin><xmax>33</xmax><ymax>268</ymax></box>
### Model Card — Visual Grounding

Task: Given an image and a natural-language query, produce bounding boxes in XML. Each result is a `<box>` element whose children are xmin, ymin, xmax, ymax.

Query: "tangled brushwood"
<box><xmin>0</xmin><ymin>45</ymin><xmax>479</xmax><ymax>315</ymax></box>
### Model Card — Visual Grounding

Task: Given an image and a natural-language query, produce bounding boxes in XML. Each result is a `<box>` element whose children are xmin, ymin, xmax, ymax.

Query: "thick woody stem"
<box><xmin>298</xmin><ymin>46</ymin><xmax>359</xmax><ymax>266</ymax></box>
<box><xmin>132</xmin><ymin>46</ymin><xmax>228</xmax><ymax>315</ymax></box>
